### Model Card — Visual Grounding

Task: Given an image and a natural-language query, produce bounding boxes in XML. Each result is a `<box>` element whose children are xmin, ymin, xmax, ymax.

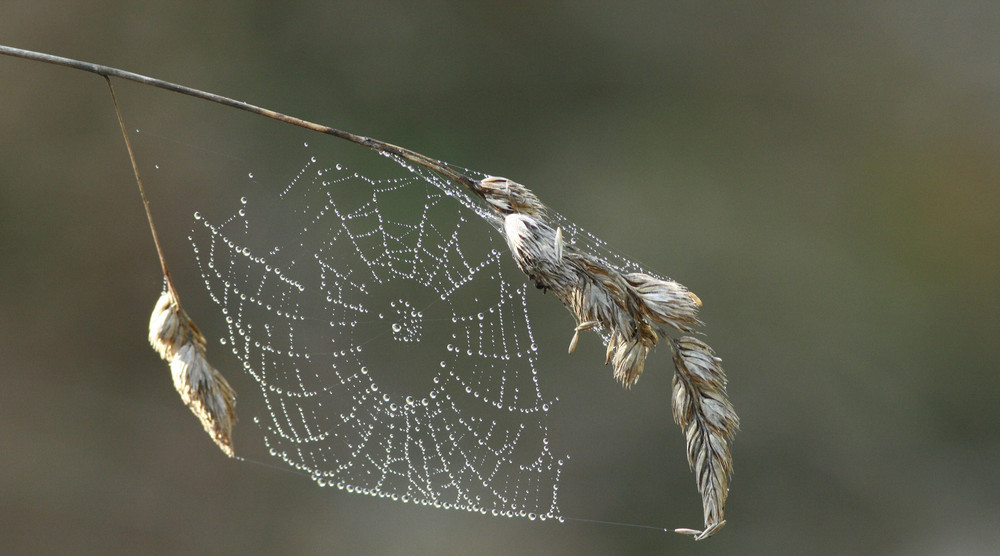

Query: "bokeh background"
<box><xmin>2</xmin><ymin>2</ymin><xmax>998</xmax><ymax>555</ymax></box>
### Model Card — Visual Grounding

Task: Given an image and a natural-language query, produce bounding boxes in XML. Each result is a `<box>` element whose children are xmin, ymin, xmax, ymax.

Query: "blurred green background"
<box><xmin>1</xmin><ymin>2</ymin><xmax>998</xmax><ymax>555</ymax></box>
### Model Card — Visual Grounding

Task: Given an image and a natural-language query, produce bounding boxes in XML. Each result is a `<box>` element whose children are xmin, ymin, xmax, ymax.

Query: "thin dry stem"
<box><xmin>0</xmin><ymin>45</ymin><xmax>479</xmax><ymax>196</ymax></box>
<box><xmin>105</xmin><ymin>77</ymin><xmax>175</xmax><ymax>293</ymax></box>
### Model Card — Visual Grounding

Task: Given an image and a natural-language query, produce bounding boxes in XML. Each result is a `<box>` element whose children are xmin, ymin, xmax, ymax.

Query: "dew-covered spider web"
<box><xmin>188</xmin><ymin>144</ymin><xmax>660</xmax><ymax>523</ymax></box>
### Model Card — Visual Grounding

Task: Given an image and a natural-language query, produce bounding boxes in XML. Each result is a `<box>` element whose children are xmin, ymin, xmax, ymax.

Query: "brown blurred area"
<box><xmin>1</xmin><ymin>2</ymin><xmax>998</xmax><ymax>555</ymax></box>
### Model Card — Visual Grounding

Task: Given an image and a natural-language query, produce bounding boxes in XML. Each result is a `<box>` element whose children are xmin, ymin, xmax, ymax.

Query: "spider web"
<box><xmin>189</xmin><ymin>148</ymin><xmax>568</xmax><ymax>521</ymax></box>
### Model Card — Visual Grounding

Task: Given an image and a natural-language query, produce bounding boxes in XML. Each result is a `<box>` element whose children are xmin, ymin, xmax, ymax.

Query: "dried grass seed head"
<box><xmin>149</xmin><ymin>290</ymin><xmax>207</xmax><ymax>358</ymax></box>
<box><xmin>149</xmin><ymin>291</ymin><xmax>185</xmax><ymax>360</ymax></box>
<box><xmin>477</xmin><ymin>176</ymin><xmax>546</xmax><ymax>217</ymax></box>
<box><xmin>170</xmin><ymin>342</ymin><xmax>237</xmax><ymax>457</ymax></box>
<box><xmin>476</xmin><ymin>173</ymin><xmax>738</xmax><ymax>537</ymax></box>
<box><xmin>624</xmin><ymin>272</ymin><xmax>702</xmax><ymax>332</ymax></box>
<box><xmin>670</xmin><ymin>337</ymin><xmax>739</xmax><ymax>538</ymax></box>
<box><xmin>482</xmin><ymin>175</ymin><xmax>704</xmax><ymax>388</ymax></box>
<box><xmin>149</xmin><ymin>290</ymin><xmax>236</xmax><ymax>457</ymax></box>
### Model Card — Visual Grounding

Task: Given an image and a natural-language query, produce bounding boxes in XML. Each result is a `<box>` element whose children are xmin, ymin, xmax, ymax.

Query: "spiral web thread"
<box><xmin>189</xmin><ymin>148</ymin><xmax>568</xmax><ymax>521</ymax></box>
